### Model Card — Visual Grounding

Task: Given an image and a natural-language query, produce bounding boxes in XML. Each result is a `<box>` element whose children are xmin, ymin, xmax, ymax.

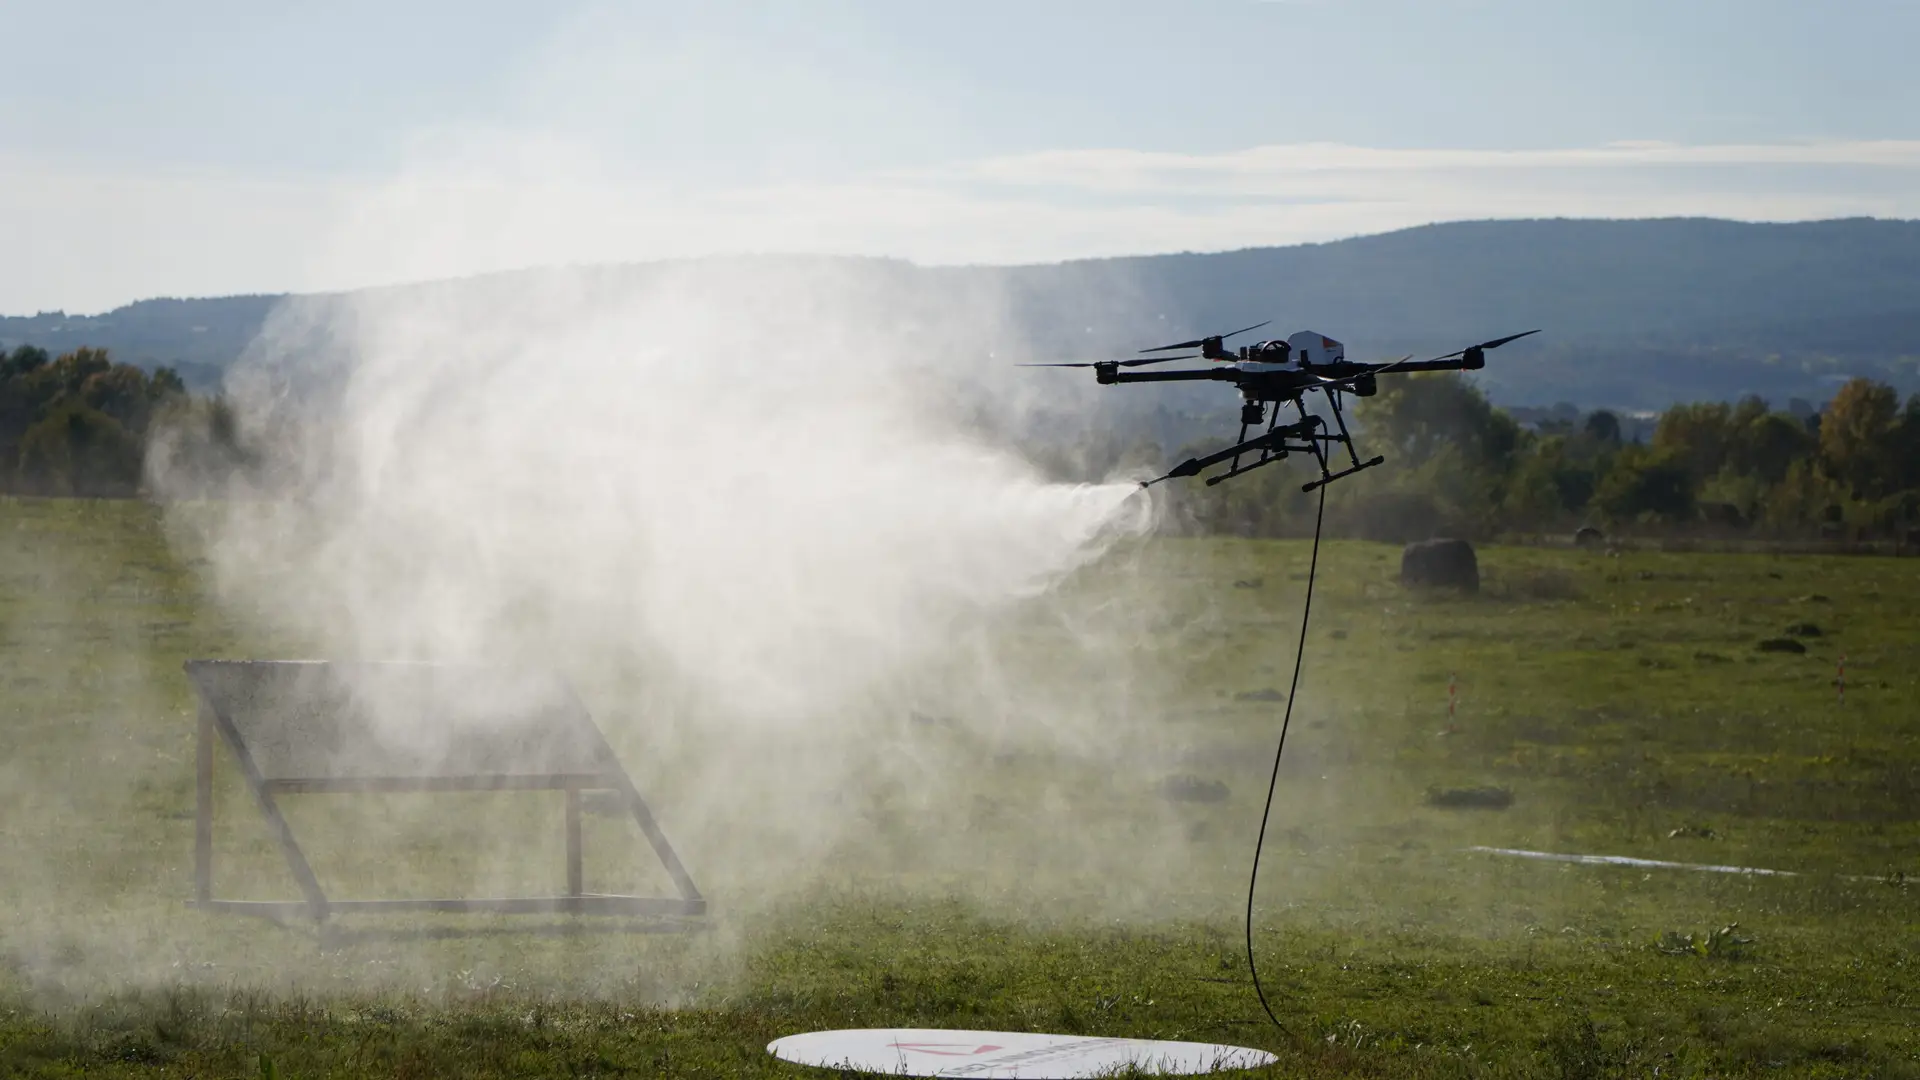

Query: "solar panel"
<box><xmin>184</xmin><ymin>660</ymin><xmax>611</xmax><ymax>781</ymax></box>
<box><xmin>183</xmin><ymin>658</ymin><xmax>705</xmax><ymax>923</ymax></box>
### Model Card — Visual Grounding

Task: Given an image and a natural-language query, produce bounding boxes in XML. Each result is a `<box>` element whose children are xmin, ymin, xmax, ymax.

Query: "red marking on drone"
<box><xmin>889</xmin><ymin>1042</ymin><xmax>1005</xmax><ymax>1056</ymax></box>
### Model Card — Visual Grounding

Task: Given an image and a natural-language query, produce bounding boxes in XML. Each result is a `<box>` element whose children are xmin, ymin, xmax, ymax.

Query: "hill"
<box><xmin>3</xmin><ymin>217</ymin><xmax>1917</xmax><ymax>410</ymax></box>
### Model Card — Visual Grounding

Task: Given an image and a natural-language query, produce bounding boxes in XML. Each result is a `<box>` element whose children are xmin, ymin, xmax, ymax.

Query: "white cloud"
<box><xmin>7</xmin><ymin>137</ymin><xmax>1919</xmax><ymax>313</ymax></box>
<box><xmin>945</xmin><ymin>139</ymin><xmax>1920</xmax><ymax>187</ymax></box>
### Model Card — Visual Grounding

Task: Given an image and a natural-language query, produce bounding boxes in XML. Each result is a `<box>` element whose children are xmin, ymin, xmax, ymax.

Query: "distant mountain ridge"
<box><xmin>4</xmin><ymin>217</ymin><xmax>1917</xmax><ymax>411</ymax></box>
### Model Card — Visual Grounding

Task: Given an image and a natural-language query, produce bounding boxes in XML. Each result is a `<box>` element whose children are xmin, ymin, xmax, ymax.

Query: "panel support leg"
<box><xmin>195</xmin><ymin>703</ymin><xmax>213</xmax><ymax>903</ymax></box>
<box><xmin>564</xmin><ymin>686</ymin><xmax>705</xmax><ymax>908</ymax></box>
<box><xmin>565</xmin><ymin>787</ymin><xmax>584</xmax><ymax>898</ymax></box>
<box><xmin>204</xmin><ymin>706</ymin><xmax>331</xmax><ymax>922</ymax></box>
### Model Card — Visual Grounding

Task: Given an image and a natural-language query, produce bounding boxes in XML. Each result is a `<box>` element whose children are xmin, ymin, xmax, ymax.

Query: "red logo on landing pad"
<box><xmin>890</xmin><ymin>1043</ymin><xmax>1005</xmax><ymax>1056</ymax></box>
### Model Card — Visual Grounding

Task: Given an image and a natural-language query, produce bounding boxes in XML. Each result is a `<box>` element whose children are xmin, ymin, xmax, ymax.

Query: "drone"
<box><xmin>1022</xmin><ymin>323</ymin><xmax>1539</xmax><ymax>490</ymax></box>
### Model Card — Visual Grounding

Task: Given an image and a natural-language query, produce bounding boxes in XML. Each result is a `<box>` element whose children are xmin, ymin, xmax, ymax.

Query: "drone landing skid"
<box><xmin>1302</xmin><ymin>455</ymin><xmax>1385</xmax><ymax>492</ymax></box>
<box><xmin>1203</xmin><ymin>450</ymin><xmax>1291</xmax><ymax>487</ymax></box>
<box><xmin>1141</xmin><ymin>418</ymin><xmax>1324</xmax><ymax>490</ymax></box>
<box><xmin>1142</xmin><ymin>402</ymin><xmax>1384</xmax><ymax>492</ymax></box>
<box><xmin>1196</xmin><ymin>447</ymin><xmax>1385</xmax><ymax>490</ymax></box>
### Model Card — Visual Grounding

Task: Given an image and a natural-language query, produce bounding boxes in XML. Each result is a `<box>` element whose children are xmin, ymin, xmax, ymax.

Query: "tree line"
<box><xmin>1156</xmin><ymin>373</ymin><xmax>1920</xmax><ymax>543</ymax></box>
<box><xmin>0</xmin><ymin>345</ymin><xmax>241</xmax><ymax>497</ymax></box>
<box><xmin>8</xmin><ymin>342</ymin><xmax>1918</xmax><ymax>546</ymax></box>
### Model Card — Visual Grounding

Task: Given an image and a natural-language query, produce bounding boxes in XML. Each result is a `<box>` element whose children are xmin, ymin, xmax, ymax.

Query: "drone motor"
<box><xmin>1247</xmin><ymin>340</ymin><xmax>1291</xmax><ymax>364</ymax></box>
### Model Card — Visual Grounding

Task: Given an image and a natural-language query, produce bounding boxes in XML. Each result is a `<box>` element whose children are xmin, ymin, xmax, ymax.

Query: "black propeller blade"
<box><xmin>1017</xmin><ymin>354</ymin><xmax>1200</xmax><ymax>368</ymax></box>
<box><xmin>1139</xmin><ymin>320</ymin><xmax>1270</xmax><ymax>353</ymax></box>
<box><xmin>1420</xmin><ymin>329</ymin><xmax>1540</xmax><ymax>363</ymax></box>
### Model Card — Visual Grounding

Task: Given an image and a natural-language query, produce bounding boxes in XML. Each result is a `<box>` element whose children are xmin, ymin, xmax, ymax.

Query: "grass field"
<box><xmin>3</xmin><ymin>494</ymin><xmax>1918</xmax><ymax>1078</ymax></box>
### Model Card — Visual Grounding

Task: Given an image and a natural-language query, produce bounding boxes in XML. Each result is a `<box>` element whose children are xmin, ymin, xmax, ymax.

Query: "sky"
<box><xmin>5</xmin><ymin>0</ymin><xmax>1919</xmax><ymax>313</ymax></box>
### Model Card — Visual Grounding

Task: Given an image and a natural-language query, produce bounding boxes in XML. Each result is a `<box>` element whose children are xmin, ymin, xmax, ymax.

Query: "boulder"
<box><xmin>1401</xmin><ymin>538</ymin><xmax>1480</xmax><ymax>592</ymax></box>
<box><xmin>1574</xmin><ymin>526</ymin><xmax>1606</xmax><ymax>549</ymax></box>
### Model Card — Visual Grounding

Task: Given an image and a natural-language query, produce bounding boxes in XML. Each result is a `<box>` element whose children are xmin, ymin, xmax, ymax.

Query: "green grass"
<box><xmin>3</xmin><ymin>494</ymin><xmax>1918</xmax><ymax>1077</ymax></box>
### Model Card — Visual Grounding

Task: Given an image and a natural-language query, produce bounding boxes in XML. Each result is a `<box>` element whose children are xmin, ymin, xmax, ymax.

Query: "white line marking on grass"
<box><xmin>1467</xmin><ymin>846</ymin><xmax>1803</xmax><ymax>876</ymax></box>
<box><xmin>1468</xmin><ymin>845</ymin><xmax>1901</xmax><ymax>883</ymax></box>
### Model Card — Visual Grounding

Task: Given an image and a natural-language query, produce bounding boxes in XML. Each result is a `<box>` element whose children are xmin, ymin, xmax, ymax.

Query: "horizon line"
<box><xmin>6</xmin><ymin>212</ymin><xmax>1916</xmax><ymax>320</ymax></box>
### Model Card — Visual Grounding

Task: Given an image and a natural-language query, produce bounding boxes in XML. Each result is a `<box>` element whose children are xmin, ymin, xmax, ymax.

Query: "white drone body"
<box><xmin>1284</xmin><ymin>330</ymin><xmax>1345</xmax><ymax>365</ymax></box>
<box><xmin>1235</xmin><ymin>330</ymin><xmax>1346</xmax><ymax>372</ymax></box>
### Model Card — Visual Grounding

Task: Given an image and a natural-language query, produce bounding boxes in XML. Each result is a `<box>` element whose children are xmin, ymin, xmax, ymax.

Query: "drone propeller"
<box><xmin>1017</xmin><ymin>354</ymin><xmax>1200</xmax><ymax>368</ymax></box>
<box><xmin>1419</xmin><ymin>329</ymin><xmax>1541</xmax><ymax>363</ymax></box>
<box><xmin>1139</xmin><ymin>320</ymin><xmax>1271</xmax><ymax>353</ymax></box>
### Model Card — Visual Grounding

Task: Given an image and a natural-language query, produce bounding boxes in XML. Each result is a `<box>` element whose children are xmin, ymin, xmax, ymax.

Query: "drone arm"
<box><xmin>1313</xmin><ymin>341</ymin><xmax>1505</xmax><ymax>388</ymax></box>
<box><xmin>1317</xmin><ymin>355</ymin><xmax>1478</xmax><ymax>382</ymax></box>
<box><xmin>1376</xmin><ymin>356</ymin><xmax>1483</xmax><ymax>374</ymax></box>
<box><xmin>1097</xmin><ymin>366</ymin><xmax>1241</xmax><ymax>386</ymax></box>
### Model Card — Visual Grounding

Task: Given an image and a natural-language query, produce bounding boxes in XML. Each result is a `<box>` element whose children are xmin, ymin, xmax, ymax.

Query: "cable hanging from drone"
<box><xmin>1020</xmin><ymin>325</ymin><xmax>1539</xmax><ymax>491</ymax></box>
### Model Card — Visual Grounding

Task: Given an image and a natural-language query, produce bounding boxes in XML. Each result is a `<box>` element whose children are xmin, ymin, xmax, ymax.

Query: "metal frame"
<box><xmin>187</xmin><ymin>660</ymin><xmax>705</xmax><ymax>924</ymax></box>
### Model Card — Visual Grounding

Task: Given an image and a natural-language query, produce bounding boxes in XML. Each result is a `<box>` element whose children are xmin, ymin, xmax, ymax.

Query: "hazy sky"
<box><xmin>6</xmin><ymin>0</ymin><xmax>1919</xmax><ymax>312</ymax></box>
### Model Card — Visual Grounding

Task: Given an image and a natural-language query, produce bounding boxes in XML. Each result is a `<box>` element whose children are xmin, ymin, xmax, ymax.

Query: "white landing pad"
<box><xmin>768</xmin><ymin>1028</ymin><xmax>1278</xmax><ymax>1077</ymax></box>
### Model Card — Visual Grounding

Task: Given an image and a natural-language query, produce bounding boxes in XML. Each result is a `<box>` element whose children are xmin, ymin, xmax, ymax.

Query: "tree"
<box><xmin>1819</xmin><ymin>377</ymin><xmax>1900</xmax><ymax>498</ymax></box>
<box><xmin>1</xmin><ymin>345</ymin><xmax>49</xmax><ymax>379</ymax></box>
<box><xmin>150</xmin><ymin>366</ymin><xmax>188</xmax><ymax>399</ymax></box>
<box><xmin>1732</xmin><ymin>410</ymin><xmax>1817</xmax><ymax>485</ymax></box>
<box><xmin>145</xmin><ymin>391</ymin><xmax>263</xmax><ymax>499</ymax></box>
<box><xmin>1652</xmin><ymin>401</ymin><xmax>1734</xmax><ymax>484</ymax></box>
<box><xmin>1594</xmin><ymin>447</ymin><xmax>1695</xmax><ymax>523</ymax></box>
<box><xmin>1762</xmin><ymin>459</ymin><xmax>1847</xmax><ymax>529</ymax></box>
<box><xmin>1361</xmin><ymin>373</ymin><xmax>1522</xmax><ymax>468</ymax></box>
<box><xmin>1729</xmin><ymin>394</ymin><xmax>1770</xmax><ymax>433</ymax></box>
<box><xmin>1582</xmin><ymin>409</ymin><xmax>1622</xmax><ymax>446</ymax></box>
<box><xmin>1505</xmin><ymin>433</ymin><xmax>1601</xmax><ymax>524</ymax></box>
<box><xmin>82</xmin><ymin>363</ymin><xmax>158</xmax><ymax>434</ymax></box>
<box><xmin>41</xmin><ymin>347</ymin><xmax>114</xmax><ymax>399</ymax></box>
<box><xmin>1354</xmin><ymin>374</ymin><xmax>1525</xmax><ymax>531</ymax></box>
<box><xmin>1897</xmin><ymin>394</ymin><xmax>1920</xmax><ymax>493</ymax></box>
<box><xmin>16</xmin><ymin>403</ymin><xmax>143</xmax><ymax>496</ymax></box>
<box><xmin>0</xmin><ymin>362</ymin><xmax>33</xmax><ymax>474</ymax></box>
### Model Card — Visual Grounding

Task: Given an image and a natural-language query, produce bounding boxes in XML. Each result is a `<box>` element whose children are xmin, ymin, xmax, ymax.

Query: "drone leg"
<box><xmin>1325</xmin><ymin>391</ymin><xmax>1367</xmax><ymax>471</ymax></box>
<box><xmin>1296</xmin><ymin>398</ymin><xmax>1335</xmax><ymax>490</ymax></box>
<box><xmin>1299</xmin><ymin>393</ymin><xmax>1385</xmax><ymax>491</ymax></box>
<box><xmin>1256</xmin><ymin>402</ymin><xmax>1283</xmax><ymax>466</ymax></box>
<box><xmin>1227</xmin><ymin>420</ymin><xmax>1250</xmax><ymax>474</ymax></box>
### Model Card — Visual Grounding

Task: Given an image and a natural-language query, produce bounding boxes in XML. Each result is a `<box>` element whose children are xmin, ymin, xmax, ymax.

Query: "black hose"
<box><xmin>1244</xmin><ymin>481</ymin><xmax>1327</xmax><ymax>1030</ymax></box>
